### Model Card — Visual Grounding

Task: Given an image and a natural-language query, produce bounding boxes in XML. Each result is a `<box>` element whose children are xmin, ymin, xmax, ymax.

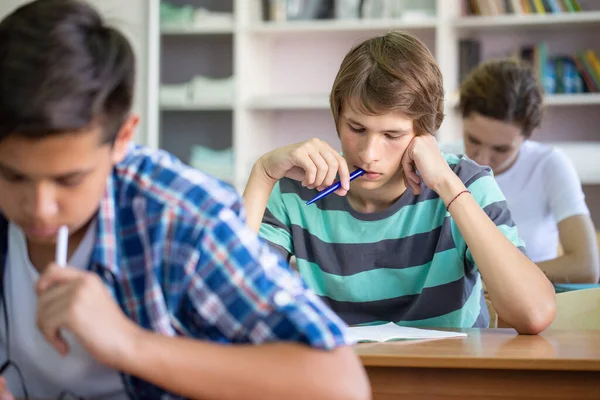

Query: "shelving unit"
<box><xmin>156</xmin><ymin>0</ymin><xmax>234</xmax><ymax>179</ymax></box>
<box><xmin>143</xmin><ymin>0</ymin><xmax>600</xmax><ymax>193</ymax></box>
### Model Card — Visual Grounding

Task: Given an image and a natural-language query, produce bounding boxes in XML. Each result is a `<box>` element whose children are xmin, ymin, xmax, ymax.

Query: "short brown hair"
<box><xmin>330</xmin><ymin>31</ymin><xmax>444</xmax><ymax>135</ymax></box>
<box><xmin>459</xmin><ymin>59</ymin><xmax>543</xmax><ymax>138</ymax></box>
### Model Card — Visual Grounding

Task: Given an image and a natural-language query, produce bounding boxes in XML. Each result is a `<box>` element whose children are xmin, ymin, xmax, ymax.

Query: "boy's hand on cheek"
<box><xmin>35</xmin><ymin>265</ymin><xmax>141</xmax><ymax>370</ymax></box>
<box><xmin>401</xmin><ymin>135</ymin><xmax>455</xmax><ymax>195</ymax></box>
<box><xmin>258</xmin><ymin>138</ymin><xmax>350</xmax><ymax>195</ymax></box>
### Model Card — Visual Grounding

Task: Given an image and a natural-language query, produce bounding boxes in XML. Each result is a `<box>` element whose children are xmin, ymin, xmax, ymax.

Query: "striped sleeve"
<box><xmin>259</xmin><ymin>181</ymin><xmax>294</xmax><ymax>260</ymax></box>
<box><xmin>446</xmin><ymin>155</ymin><xmax>528</xmax><ymax>269</ymax></box>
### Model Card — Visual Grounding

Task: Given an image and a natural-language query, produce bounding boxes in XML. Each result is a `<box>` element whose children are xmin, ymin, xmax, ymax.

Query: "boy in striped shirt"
<box><xmin>243</xmin><ymin>31</ymin><xmax>555</xmax><ymax>334</ymax></box>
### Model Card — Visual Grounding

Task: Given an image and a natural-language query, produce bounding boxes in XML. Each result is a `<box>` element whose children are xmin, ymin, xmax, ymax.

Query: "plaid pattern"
<box><xmin>0</xmin><ymin>146</ymin><xmax>349</xmax><ymax>399</ymax></box>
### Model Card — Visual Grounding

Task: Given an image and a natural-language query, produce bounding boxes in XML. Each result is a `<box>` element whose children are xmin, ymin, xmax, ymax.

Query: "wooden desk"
<box><xmin>354</xmin><ymin>329</ymin><xmax>600</xmax><ymax>399</ymax></box>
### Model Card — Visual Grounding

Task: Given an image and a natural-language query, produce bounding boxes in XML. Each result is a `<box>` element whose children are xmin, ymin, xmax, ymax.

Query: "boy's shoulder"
<box><xmin>114</xmin><ymin>145</ymin><xmax>241</xmax><ymax>220</ymax></box>
<box><xmin>443</xmin><ymin>152</ymin><xmax>492</xmax><ymax>183</ymax></box>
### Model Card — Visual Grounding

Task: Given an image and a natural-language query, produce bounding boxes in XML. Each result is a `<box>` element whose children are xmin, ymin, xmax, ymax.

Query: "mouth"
<box><xmin>356</xmin><ymin>167</ymin><xmax>382</xmax><ymax>180</ymax></box>
<box><xmin>23</xmin><ymin>225</ymin><xmax>61</xmax><ymax>239</ymax></box>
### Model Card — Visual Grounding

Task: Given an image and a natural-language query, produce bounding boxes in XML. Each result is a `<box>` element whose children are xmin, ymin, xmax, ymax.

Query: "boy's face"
<box><xmin>462</xmin><ymin>112</ymin><xmax>525</xmax><ymax>175</ymax></box>
<box><xmin>338</xmin><ymin>102</ymin><xmax>415</xmax><ymax>194</ymax></box>
<box><xmin>0</xmin><ymin>116</ymin><xmax>137</xmax><ymax>245</ymax></box>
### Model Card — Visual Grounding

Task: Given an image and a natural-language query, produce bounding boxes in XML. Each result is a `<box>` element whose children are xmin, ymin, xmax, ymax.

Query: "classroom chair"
<box><xmin>548</xmin><ymin>288</ymin><xmax>600</xmax><ymax>330</ymax></box>
<box><xmin>485</xmin><ymin>298</ymin><xmax>498</xmax><ymax>328</ymax></box>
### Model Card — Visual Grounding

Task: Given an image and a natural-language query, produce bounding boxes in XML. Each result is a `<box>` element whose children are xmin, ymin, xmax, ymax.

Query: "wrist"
<box><xmin>433</xmin><ymin>173</ymin><xmax>467</xmax><ymax>205</ymax></box>
<box><xmin>253</xmin><ymin>156</ymin><xmax>279</xmax><ymax>187</ymax></box>
<box><xmin>114</xmin><ymin>320</ymin><xmax>148</xmax><ymax>373</ymax></box>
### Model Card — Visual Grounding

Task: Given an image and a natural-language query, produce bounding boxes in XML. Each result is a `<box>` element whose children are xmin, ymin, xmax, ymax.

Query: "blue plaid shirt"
<box><xmin>0</xmin><ymin>146</ymin><xmax>349</xmax><ymax>399</ymax></box>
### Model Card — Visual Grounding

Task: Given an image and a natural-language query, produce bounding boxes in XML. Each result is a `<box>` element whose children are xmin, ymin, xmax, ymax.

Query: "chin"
<box><xmin>354</xmin><ymin>179</ymin><xmax>385</xmax><ymax>190</ymax></box>
<box><xmin>23</xmin><ymin>233</ymin><xmax>58</xmax><ymax>245</ymax></box>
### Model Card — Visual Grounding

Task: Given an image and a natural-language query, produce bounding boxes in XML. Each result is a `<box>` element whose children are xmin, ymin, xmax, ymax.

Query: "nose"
<box><xmin>22</xmin><ymin>182</ymin><xmax>59</xmax><ymax>221</ymax></box>
<box><xmin>357</xmin><ymin>134</ymin><xmax>381</xmax><ymax>165</ymax></box>
<box><xmin>472</xmin><ymin>148</ymin><xmax>492</xmax><ymax>167</ymax></box>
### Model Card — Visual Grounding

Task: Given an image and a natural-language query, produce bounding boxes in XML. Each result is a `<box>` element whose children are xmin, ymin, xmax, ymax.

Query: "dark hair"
<box><xmin>0</xmin><ymin>0</ymin><xmax>135</xmax><ymax>143</ymax></box>
<box><xmin>459</xmin><ymin>59</ymin><xmax>543</xmax><ymax>138</ymax></box>
<box><xmin>330</xmin><ymin>31</ymin><xmax>444</xmax><ymax>136</ymax></box>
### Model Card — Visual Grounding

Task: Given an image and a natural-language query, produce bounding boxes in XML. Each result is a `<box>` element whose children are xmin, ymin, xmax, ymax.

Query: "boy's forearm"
<box><xmin>435</xmin><ymin>175</ymin><xmax>555</xmax><ymax>334</ymax></box>
<box><xmin>242</xmin><ymin>160</ymin><xmax>277</xmax><ymax>232</ymax></box>
<box><xmin>119</xmin><ymin>328</ymin><xmax>370</xmax><ymax>400</ymax></box>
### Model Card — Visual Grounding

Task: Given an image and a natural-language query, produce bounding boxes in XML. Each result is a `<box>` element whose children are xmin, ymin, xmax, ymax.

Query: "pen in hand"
<box><xmin>55</xmin><ymin>225</ymin><xmax>69</xmax><ymax>267</ymax></box>
<box><xmin>305</xmin><ymin>168</ymin><xmax>365</xmax><ymax>206</ymax></box>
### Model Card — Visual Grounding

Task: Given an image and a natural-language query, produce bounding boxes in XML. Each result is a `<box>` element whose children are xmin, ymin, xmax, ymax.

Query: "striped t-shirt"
<box><xmin>259</xmin><ymin>153</ymin><xmax>526</xmax><ymax>328</ymax></box>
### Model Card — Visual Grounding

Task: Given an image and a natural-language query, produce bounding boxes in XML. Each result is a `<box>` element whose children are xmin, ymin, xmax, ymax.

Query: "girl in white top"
<box><xmin>458</xmin><ymin>59</ymin><xmax>599</xmax><ymax>283</ymax></box>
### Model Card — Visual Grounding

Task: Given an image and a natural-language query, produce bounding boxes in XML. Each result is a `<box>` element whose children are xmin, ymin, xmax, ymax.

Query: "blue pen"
<box><xmin>305</xmin><ymin>168</ymin><xmax>365</xmax><ymax>206</ymax></box>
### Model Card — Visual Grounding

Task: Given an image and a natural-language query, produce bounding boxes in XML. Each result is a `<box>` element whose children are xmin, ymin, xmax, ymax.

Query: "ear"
<box><xmin>111</xmin><ymin>114</ymin><xmax>140</xmax><ymax>164</ymax></box>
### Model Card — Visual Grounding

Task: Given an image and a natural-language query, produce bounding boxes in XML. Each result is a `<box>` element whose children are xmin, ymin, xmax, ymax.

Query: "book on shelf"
<box><xmin>464</xmin><ymin>0</ymin><xmax>583</xmax><ymax>16</ymax></box>
<box><xmin>461</xmin><ymin>39</ymin><xmax>599</xmax><ymax>95</ymax></box>
<box><xmin>459</xmin><ymin>39</ymin><xmax>481</xmax><ymax>84</ymax></box>
<box><xmin>515</xmin><ymin>42</ymin><xmax>597</xmax><ymax>94</ymax></box>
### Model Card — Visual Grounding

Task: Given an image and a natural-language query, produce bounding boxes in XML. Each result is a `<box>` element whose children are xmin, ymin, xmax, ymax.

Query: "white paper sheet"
<box><xmin>347</xmin><ymin>322</ymin><xmax>468</xmax><ymax>343</ymax></box>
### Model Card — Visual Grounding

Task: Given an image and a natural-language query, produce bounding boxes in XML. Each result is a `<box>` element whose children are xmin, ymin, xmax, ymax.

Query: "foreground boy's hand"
<box><xmin>401</xmin><ymin>135</ymin><xmax>454</xmax><ymax>195</ymax></box>
<box><xmin>258</xmin><ymin>138</ymin><xmax>351</xmax><ymax>193</ymax></box>
<box><xmin>36</xmin><ymin>264</ymin><xmax>139</xmax><ymax>369</ymax></box>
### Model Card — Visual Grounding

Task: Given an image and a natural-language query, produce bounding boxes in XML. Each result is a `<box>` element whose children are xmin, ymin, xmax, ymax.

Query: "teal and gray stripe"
<box><xmin>260</xmin><ymin>154</ymin><xmax>523</xmax><ymax>328</ymax></box>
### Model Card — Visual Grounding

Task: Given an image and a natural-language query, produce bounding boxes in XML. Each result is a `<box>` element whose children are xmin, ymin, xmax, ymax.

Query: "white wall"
<box><xmin>0</xmin><ymin>0</ymin><xmax>156</xmax><ymax>146</ymax></box>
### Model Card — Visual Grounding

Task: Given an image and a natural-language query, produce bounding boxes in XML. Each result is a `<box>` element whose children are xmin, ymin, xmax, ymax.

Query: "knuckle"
<box><xmin>291</xmin><ymin>148</ymin><xmax>304</xmax><ymax>159</ymax></box>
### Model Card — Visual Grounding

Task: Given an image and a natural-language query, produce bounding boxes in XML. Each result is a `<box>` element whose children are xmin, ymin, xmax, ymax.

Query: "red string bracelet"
<box><xmin>446</xmin><ymin>190</ymin><xmax>471</xmax><ymax>212</ymax></box>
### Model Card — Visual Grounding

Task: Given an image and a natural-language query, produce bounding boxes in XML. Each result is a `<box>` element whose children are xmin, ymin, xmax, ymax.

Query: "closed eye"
<box><xmin>0</xmin><ymin>172</ymin><xmax>25</xmax><ymax>183</ymax></box>
<box><xmin>56</xmin><ymin>176</ymin><xmax>85</xmax><ymax>187</ymax></box>
<box><xmin>467</xmin><ymin>136</ymin><xmax>481</xmax><ymax>145</ymax></box>
<box><xmin>348</xmin><ymin>124</ymin><xmax>365</xmax><ymax>133</ymax></box>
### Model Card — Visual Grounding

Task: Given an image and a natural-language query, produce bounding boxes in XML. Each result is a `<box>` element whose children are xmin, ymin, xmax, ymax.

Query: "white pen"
<box><xmin>55</xmin><ymin>225</ymin><xmax>69</xmax><ymax>267</ymax></box>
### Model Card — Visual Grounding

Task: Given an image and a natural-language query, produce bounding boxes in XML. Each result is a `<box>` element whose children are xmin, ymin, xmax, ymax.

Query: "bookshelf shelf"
<box><xmin>161</xmin><ymin>23</ymin><xmax>234</xmax><ymax>35</ymax></box>
<box><xmin>545</xmin><ymin>93</ymin><xmax>600</xmax><ymax>106</ymax></box>
<box><xmin>160</xmin><ymin>99</ymin><xmax>233</xmax><ymax>111</ymax></box>
<box><xmin>448</xmin><ymin>93</ymin><xmax>600</xmax><ymax>108</ymax></box>
<box><xmin>551</xmin><ymin>142</ymin><xmax>600</xmax><ymax>184</ymax></box>
<box><xmin>454</xmin><ymin>11</ymin><xmax>600</xmax><ymax>30</ymax></box>
<box><xmin>248</xmin><ymin>94</ymin><xmax>330</xmax><ymax>110</ymax></box>
<box><xmin>249</xmin><ymin>17</ymin><xmax>437</xmax><ymax>36</ymax></box>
